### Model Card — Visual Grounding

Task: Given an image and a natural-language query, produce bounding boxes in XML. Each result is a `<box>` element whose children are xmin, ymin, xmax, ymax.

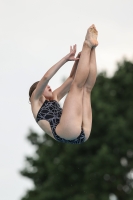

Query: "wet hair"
<box><xmin>29</xmin><ymin>81</ymin><xmax>39</xmax><ymax>101</ymax></box>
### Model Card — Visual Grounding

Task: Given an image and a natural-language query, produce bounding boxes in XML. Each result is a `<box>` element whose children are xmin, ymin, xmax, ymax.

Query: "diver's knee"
<box><xmin>84</xmin><ymin>85</ymin><xmax>92</xmax><ymax>93</ymax></box>
<box><xmin>70</xmin><ymin>81</ymin><xmax>84</xmax><ymax>91</ymax></box>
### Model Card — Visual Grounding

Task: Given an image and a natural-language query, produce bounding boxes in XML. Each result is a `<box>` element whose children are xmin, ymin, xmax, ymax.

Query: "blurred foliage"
<box><xmin>20</xmin><ymin>59</ymin><xmax>133</xmax><ymax>200</ymax></box>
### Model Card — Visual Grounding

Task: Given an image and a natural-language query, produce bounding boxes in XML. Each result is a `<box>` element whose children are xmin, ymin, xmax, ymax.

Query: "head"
<box><xmin>29</xmin><ymin>81</ymin><xmax>53</xmax><ymax>102</ymax></box>
<box><xmin>43</xmin><ymin>85</ymin><xmax>53</xmax><ymax>100</ymax></box>
<box><xmin>29</xmin><ymin>81</ymin><xmax>39</xmax><ymax>102</ymax></box>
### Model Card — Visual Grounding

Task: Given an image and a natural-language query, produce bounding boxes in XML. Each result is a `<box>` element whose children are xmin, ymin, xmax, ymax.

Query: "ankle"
<box><xmin>83</xmin><ymin>40</ymin><xmax>92</xmax><ymax>49</ymax></box>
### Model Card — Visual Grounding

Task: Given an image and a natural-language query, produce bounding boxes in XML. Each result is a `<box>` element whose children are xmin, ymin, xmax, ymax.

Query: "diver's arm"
<box><xmin>69</xmin><ymin>52</ymin><xmax>81</xmax><ymax>78</ymax></box>
<box><xmin>34</xmin><ymin>45</ymin><xmax>78</xmax><ymax>100</ymax></box>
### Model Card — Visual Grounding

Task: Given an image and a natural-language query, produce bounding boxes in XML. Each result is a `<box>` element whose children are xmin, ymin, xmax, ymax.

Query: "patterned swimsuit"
<box><xmin>36</xmin><ymin>100</ymin><xmax>85</xmax><ymax>144</ymax></box>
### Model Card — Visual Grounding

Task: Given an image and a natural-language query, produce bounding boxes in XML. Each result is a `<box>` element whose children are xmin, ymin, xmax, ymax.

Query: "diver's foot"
<box><xmin>85</xmin><ymin>24</ymin><xmax>98</xmax><ymax>48</ymax></box>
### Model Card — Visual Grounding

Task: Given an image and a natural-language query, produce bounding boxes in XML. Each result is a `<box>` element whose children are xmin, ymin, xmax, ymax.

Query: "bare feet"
<box><xmin>85</xmin><ymin>24</ymin><xmax>98</xmax><ymax>48</ymax></box>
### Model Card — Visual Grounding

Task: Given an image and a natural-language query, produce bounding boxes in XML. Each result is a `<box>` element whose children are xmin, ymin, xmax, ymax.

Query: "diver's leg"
<box><xmin>56</xmin><ymin>25</ymin><xmax>98</xmax><ymax>140</ymax></box>
<box><xmin>82</xmin><ymin>47</ymin><xmax>97</xmax><ymax>141</ymax></box>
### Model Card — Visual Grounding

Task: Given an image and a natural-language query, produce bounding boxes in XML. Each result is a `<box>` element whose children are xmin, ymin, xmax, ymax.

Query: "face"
<box><xmin>43</xmin><ymin>85</ymin><xmax>53</xmax><ymax>99</ymax></box>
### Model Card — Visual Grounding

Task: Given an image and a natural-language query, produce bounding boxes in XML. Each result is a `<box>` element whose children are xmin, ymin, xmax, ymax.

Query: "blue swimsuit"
<box><xmin>36</xmin><ymin>100</ymin><xmax>85</xmax><ymax>144</ymax></box>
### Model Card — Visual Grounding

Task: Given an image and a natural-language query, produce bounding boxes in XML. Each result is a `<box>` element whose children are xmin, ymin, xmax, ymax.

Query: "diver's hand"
<box><xmin>65</xmin><ymin>44</ymin><xmax>79</xmax><ymax>61</ymax></box>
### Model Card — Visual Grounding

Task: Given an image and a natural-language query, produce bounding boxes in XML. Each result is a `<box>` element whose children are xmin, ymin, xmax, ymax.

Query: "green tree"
<box><xmin>20</xmin><ymin>59</ymin><xmax>133</xmax><ymax>200</ymax></box>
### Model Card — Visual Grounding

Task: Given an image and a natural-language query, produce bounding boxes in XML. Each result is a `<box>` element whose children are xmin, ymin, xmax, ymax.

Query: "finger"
<box><xmin>73</xmin><ymin>44</ymin><xmax>76</xmax><ymax>53</ymax></box>
<box><xmin>73</xmin><ymin>45</ymin><xmax>75</xmax><ymax>50</ymax></box>
<box><xmin>74</xmin><ymin>44</ymin><xmax>76</xmax><ymax>50</ymax></box>
<box><xmin>74</xmin><ymin>58</ymin><xmax>79</xmax><ymax>61</ymax></box>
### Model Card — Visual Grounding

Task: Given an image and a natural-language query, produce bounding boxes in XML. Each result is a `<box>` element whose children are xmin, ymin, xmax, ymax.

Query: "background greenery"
<box><xmin>20</xmin><ymin>59</ymin><xmax>133</xmax><ymax>200</ymax></box>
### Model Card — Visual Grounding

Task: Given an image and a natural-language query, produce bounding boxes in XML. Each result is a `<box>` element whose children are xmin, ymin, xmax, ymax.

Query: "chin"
<box><xmin>46</xmin><ymin>95</ymin><xmax>53</xmax><ymax>100</ymax></box>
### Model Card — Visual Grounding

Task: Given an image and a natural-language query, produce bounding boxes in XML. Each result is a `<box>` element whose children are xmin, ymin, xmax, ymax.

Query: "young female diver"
<box><xmin>29</xmin><ymin>24</ymin><xmax>98</xmax><ymax>144</ymax></box>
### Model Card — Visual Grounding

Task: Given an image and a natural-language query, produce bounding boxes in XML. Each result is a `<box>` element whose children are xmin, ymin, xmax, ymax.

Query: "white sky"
<box><xmin>0</xmin><ymin>0</ymin><xmax>133</xmax><ymax>200</ymax></box>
